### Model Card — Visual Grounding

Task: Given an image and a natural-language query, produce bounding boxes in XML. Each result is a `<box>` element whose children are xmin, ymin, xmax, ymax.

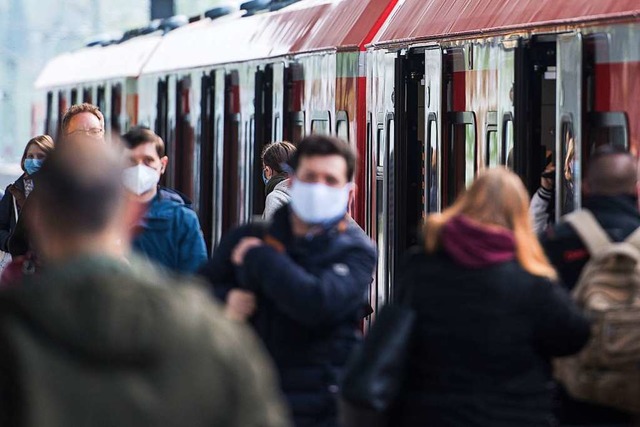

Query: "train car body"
<box><xmin>138</xmin><ymin>0</ymin><xmax>396</xmax><ymax>249</ymax></box>
<box><xmin>366</xmin><ymin>0</ymin><xmax>640</xmax><ymax>310</ymax></box>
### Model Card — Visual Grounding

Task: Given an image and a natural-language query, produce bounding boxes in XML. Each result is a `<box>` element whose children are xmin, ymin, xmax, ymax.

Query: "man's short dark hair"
<box><xmin>121</xmin><ymin>126</ymin><xmax>166</xmax><ymax>158</ymax></box>
<box><xmin>586</xmin><ymin>145</ymin><xmax>637</xmax><ymax>196</ymax></box>
<box><xmin>290</xmin><ymin>135</ymin><xmax>356</xmax><ymax>182</ymax></box>
<box><xmin>33</xmin><ymin>136</ymin><xmax>124</xmax><ymax>234</ymax></box>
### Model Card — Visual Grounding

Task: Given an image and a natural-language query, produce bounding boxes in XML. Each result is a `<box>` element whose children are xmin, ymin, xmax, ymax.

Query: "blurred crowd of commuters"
<box><xmin>0</xmin><ymin>102</ymin><xmax>635</xmax><ymax>426</ymax></box>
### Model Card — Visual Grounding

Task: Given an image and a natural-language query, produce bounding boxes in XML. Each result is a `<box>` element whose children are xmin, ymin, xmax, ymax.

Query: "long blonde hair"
<box><xmin>424</xmin><ymin>167</ymin><xmax>557</xmax><ymax>280</ymax></box>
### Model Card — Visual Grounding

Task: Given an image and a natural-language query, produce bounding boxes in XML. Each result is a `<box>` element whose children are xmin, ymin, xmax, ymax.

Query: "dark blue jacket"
<box><xmin>132</xmin><ymin>187</ymin><xmax>207</xmax><ymax>274</ymax></box>
<box><xmin>200</xmin><ymin>206</ymin><xmax>377</xmax><ymax>427</ymax></box>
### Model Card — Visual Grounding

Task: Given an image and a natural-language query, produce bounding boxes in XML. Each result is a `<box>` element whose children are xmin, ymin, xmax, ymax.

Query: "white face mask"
<box><xmin>289</xmin><ymin>180</ymin><xmax>351</xmax><ymax>224</ymax></box>
<box><xmin>122</xmin><ymin>164</ymin><xmax>160</xmax><ymax>196</ymax></box>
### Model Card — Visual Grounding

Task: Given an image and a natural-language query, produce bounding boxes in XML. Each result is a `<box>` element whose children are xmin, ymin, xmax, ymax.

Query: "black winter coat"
<box><xmin>199</xmin><ymin>207</ymin><xmax>377</xmax><ymax>427</ymax></box>
<box><xmin>0</xmin><ymin>176</ymin><xmax>26</xmax><ymax>253</ymax></box>
<box><xmin>393</xmin><ymin>249</ymin><xmax>590</xmax><ymax>427</ymax></box>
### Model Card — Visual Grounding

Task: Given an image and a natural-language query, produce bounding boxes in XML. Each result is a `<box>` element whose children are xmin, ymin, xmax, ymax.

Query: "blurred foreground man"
<box><xmin>121</xmin><ymin>127</ymin><xmax>207</xmax><ymax>273</ymax></box>
<box><xmin>201</xmin><ymin>135</ymin><xmax>377</xmax><ymax>427</ymax></box>
<box><xmin>0</xmin><ymin>138</ymin><xmax>291</xmax><ymax>427</ymax></box>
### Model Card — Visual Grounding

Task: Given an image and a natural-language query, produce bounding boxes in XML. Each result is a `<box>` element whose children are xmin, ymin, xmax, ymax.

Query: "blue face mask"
<box><xmin>24</xmin><ymin>158</ymin><xmax>43</xmax><ymax>176</ymax></box>
<box><xmin>262</xmin><ymin>169</ymin><xmax>269</xmax><ymax>185</ymax></box>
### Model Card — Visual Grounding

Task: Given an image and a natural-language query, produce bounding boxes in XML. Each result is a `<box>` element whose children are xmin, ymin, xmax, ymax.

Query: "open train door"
<box><xmin>555</xmin><ymin>32</ymin><xmax>583</xmax><ymax>220</ymax></box>
<box><xmin>424</xmin><ymin>46</ymin><xmax>442</xmax><ymax>214</ymax></box>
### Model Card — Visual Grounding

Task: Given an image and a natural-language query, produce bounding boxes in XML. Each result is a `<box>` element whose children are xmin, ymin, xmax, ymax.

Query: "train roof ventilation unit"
<box><xmin>241</xmin><ymin>0</ymin><xmax>272</xmax><ymax>16</ymax></box>
<box><xmin>204</xmin><ymin>5</ymin><xmax>236</xmax><ymax>20</ymax></box>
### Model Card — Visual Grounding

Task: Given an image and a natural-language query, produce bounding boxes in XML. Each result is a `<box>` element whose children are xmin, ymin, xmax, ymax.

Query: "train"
<box><xmin>33</xmin><ymin>0</ymin><xmax>640</xmax><ymax>312</ymax></box>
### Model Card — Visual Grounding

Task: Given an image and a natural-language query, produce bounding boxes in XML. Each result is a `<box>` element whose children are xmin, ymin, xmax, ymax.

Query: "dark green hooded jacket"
<box><xmin>0</xmin><ymin>255</ymin><xmax>291</xmax><ymax>427</ymax></box>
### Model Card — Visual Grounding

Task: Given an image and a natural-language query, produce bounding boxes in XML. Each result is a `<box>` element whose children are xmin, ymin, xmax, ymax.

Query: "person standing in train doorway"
<box><xmin>121</xmin><ymin>126</ymin><xmax>207</xmax><ymax>274</ymax></box>
<box><xmin>200</xmin><ymin>135</ymin><xmax>377</xmax><ymax>427</ymax></box>
<box><xmin>262</xmin><ymin>141</ymin><xmax>296</xmax><ymax>220</ymax></box>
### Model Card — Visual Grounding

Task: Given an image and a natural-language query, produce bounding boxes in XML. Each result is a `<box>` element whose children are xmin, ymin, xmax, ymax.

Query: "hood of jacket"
<box><xmin>272</xmin><ymin>178</ymin><xmax>291</xmax><ymax>196</ymax></box>
<box><xmin>0</xmin><ymin>255</ymin><xmax>183</xmax><ymax>364</ymax></box>
<box><xmin>441</xmin><ymin>215</ymin><xmax>516</xmax><ymax>269</ymax></box>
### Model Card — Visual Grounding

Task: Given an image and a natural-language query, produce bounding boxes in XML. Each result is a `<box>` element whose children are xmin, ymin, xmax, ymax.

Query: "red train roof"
<box><xmin>372</xmin><ymin>0</ymin><xmax>640</xmax><ymax>46</ymax></box>
<box><xmin>143</xmin><ymin>0</ymin><xmax>393</xmax><ymax>75</ymax></box>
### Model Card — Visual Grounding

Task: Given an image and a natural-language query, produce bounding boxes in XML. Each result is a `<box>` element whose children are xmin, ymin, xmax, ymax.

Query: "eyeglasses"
<box><xmin>68</xmin><ymin>128</ymin><xmax>105</xmax><ymax>137</ymax></box>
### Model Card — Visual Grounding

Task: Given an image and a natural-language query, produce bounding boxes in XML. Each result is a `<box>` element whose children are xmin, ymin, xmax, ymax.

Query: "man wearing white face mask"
<box><xmin>200</xmin><ymin>135</ymin><xmax>377</xmax><ymax>427</ymax></box>
<box><xmin>121</xmin><ymin>127</ymin><xmax>207</xmax><ymax>274</ymax></box>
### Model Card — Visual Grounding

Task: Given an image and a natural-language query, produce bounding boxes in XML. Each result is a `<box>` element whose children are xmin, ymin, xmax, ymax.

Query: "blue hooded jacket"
<box><xmin>132</xmin><ymin>187</ymin><xmax>207</xmax><ymax>274</ymax></box>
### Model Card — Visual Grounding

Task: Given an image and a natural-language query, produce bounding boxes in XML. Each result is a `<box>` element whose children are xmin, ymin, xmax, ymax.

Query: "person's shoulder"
<box><xmin>343</xmin><ymin>219</ymin><xmax>376</xmax><ymax>252</ymax></box>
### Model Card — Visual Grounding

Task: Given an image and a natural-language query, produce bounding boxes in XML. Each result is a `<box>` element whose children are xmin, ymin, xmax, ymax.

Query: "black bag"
<box><xmin>340</xmin><ymin>284</ymin><xmax>415</xmax><ymax>426</ymax></box>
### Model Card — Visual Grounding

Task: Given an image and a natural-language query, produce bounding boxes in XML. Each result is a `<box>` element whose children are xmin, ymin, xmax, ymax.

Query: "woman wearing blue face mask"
<box><xmin>261</xmin><ymin>141</ymin><xmax>296</xmax><ymax>220</ymax></box>
<box><xmin>0</xmin><ymin>135</ymin><xmax>54</xmax><ymax>256</ymax></box>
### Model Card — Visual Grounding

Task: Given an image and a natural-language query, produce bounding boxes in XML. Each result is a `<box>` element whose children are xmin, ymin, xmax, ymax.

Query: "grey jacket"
<box><xmin>0</xmin><ymin>255</ymin><xmax>292</xmax><ymax>427</ymax></box>
<box><xmin>263</xmin><ymin>178</ymin><xmax>291</xmax><ymax>220</ymax></box>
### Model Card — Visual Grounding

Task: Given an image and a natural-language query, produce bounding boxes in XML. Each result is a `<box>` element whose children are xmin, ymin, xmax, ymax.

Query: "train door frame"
<box><xmin>221</xmin><ymin>70</ymin><xmax>241</xmax><ymax>235</ymax></box>
<box><xmin>175</xmin><ymin>75</ymin><xmax>195</xmax><ymax>200</ymax></box>
<box><xmin>555</xmin><ymin>32</ymin><xmax>583</xmax><ymax>220</ymax></box>
<box><xmin>513</xmin><ymin>35</ymin><xmax>557</xmax><ymax>197</ymax></box>
<box><xmin>199</xmin><ymin>70</ymin><xmax>215</xmax><ymax>251</ymax></box>
<box><xmin>253</xmin><ymin>64</ymin><xmax>274</xmax><ymax>215</ymax></box>
<box><xmin>424</xmin><ymin>46</ymin><xmax>443</xmax><ymax>215</ymax></box>
<box><xmin>391</xmin><ymin>48</ymin><xmax>426</xmax><ymax>292</ymax></box>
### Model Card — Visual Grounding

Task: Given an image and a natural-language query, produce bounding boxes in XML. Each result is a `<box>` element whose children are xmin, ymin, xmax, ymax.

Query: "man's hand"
<box><xmin>231</xmin><ymin>237</ymin><xmax>264</xmax><ymax>266</ymax></box>
<box><xmin>225</xmin><ymin>289</ymin><xmax>257</xmax><ymax>322</ymax></box>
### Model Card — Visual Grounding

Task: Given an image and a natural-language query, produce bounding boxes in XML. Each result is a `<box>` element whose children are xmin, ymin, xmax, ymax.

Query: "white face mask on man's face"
<box><xmin>122</xmin><ymin>164</ymin><xmax>160</xmax><ymax>196</ymax></box>
<box><xmin>289</xmin><ymin>180</ymin><xmax>351</xmax><ymax>225</ymax></box>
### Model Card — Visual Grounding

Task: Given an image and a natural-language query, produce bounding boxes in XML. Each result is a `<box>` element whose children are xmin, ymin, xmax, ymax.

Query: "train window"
<box><xmin>111</xmin><ymin>84</ymin><xmax>123</xmax><ymax>135</ymax></box>
<box><xmin>560</xmin><ymin>120</ymin><xmax>576</xmax><ymax>215</ymax></box>
<box><xmin>311</xmin><ymin>111</ymin><xmax>331</xmax><ymax>136</ymax></box>
<box><xmin>70</xmin><ymin>88</ymin><xmax>78</xmax><ymax>105</ymax></box>
<box><xmin>447</xmin><ymin>112</ymin><xmax>477</xmax><ymax>202</ymax></box>
<box><xmin>502</xmin><ymin>113</ymin><xmax>514</xmax><ymax>169</ymax></box>
<box><xmin>83</xmin><ymin>88</ymin><xmax>92</xmax><ymax>104</ymax></box>
<box><xmin>377</xmin><ymin>124</ymin><xmax>385</xmax><ymax>168</ymax></box>
<box><xmin>485</xmin><ymin>111</ymin><xmax>499</xmax><ymax>167</ymax></box>
<box><xmin>587</xmin><ymin>112</ymin><xmax>629</xmax><ymax>153</ymax></box>
<box><xmin>290</xmin><ymin>111</ymin><xmax>305</xmax><ymax>145</ymax></box>
<box><xmin>426</xmin><ymin>113</ymin><xmax>438</xmax><ymax>213</ymax></box>
<box><xmin>96</xmin><ymin>86</ymin><xmax>106</xmax><ymax>116</ymax></box>
<box><xmin>336</xmin><ymin>111</ymin><xmax>349</xmax><ymax>142</ymax></box>
<box><xmin>273</xmin><ymin>114</ymin><xmax>280</xmax><ymax>141</ymax></box>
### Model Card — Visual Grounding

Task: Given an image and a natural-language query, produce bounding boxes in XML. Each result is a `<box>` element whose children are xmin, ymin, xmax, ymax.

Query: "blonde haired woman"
<box><xmin>394</xmin><ymin>168</ymin><xmax>589</xmax><ymax>427</ymax></box>
<box><xmin>0</xmin><ymin>135</ymin><xmax>54</xmax><ymax>255</ymax></box>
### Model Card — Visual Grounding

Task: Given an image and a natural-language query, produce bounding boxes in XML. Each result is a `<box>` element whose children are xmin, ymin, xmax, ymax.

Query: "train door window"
<box><xmin>502</xmin><ymin>113</ymin><xmax>514</xmax><ymax>168</ymax></box>
<box><xmin>96</xmin><ymin>86</ymin><xmax>106</xmax><ymax>115</ymax></box>
<box><xmin>485</xmin><ymin>111</ymin><xmax>499</xmax><ymax>167</ymax></box>
<box><xmin>111</xmin><ymin>83</ymin><xmax>123</xmax><ymax>135</ymax></box>
<box><xmin>155</xmin><ymin>79</ymin><xmax>169</xmax><ymax>144</ymax></box>
<box><xmin>336</xmin><ymin>111</ymin><xmax>349</xmax><ymax>142</ymax></box>
<box><xmin>199</xmin><ymin>72</ymin><xmax>215</xmax><ymax>251</ymax></box>
<box><xmin>365</xmin><ymin>116</ymin><xmax>372</xmax><ymax>234</ymax></box>
<box><xmin>311</xmin><ymin>111</ymin><xmax>331</xmax><ymax>135</ymax></box>
<box><xmin>447</xmin><ymin>112</ymin><xmax>477</xmax><ymax>202</ymax></box>
<box><xmin>70</xmin><ymin>88</ymin><xmax>78</xmax><ymax>105</ymax></box>
<box><xmin>559</xmin><ymin>120</ymin><xmax>576</xmax><ymax>215</ymax></box>
<box><xmin>587</xmin><ymin>112</ymin><xmax>629</xmax><ymax>154</ymax></box>
<box><xmin>83</xmin><ymin>88</ymin><xmax>92</xmax><ymax>104</ymax></box>
<box><xmin>290</xmin><ymin>111</ymin><xmax>305</xmax><ymax>145</ymax></box>
<box><xmin>57</xmin><ymin>90</ymin><xmax>68</xmax><ymax>138</ymax></box>
<box><xmin>426</xmin><ymin>113</ymin><xmax>439</xmax><ymax>212</ymax></box>
<box><xmin>45</xmin><ymin>91</ymin><xmax>53</xmax><ymax>135</ymax></box>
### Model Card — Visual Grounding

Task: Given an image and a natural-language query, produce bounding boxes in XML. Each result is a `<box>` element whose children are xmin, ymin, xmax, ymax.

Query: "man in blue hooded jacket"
<box><xmin>121</xmin><ymin>127</ymin><xmax>207</xmax><ymax>274</ymax></box>
<box><xmin>200</xmin><ymin>135</ymin><xmax>377</xmax><ymax>427</ymax></box>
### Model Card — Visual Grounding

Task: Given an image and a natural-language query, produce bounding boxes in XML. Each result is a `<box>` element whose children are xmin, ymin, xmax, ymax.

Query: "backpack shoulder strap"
<box><xmin>624</xmin><ymin>226</ymin><xmax>640</xmax><ymax>251</ymax></box>
<box><xmin>563</xmin><ymin>210</ymin><xmax>611</xmax><ymax>255</ymax></box>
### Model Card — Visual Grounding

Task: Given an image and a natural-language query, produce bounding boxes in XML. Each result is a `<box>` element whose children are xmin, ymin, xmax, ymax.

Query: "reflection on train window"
<box><xmin>486</xmin><ymin>111</ymin><xmax>499</xmax><ymax>167</ymax></box>
<box><xmin>560</xmin><ymin>120</ymin><xmax>576</xmax><ymax>215</ymax></box>
<box><xmin>290</xmin><ymin>111</ymin><xmax>305</xmax><ymax>145</ymax></box>
<box><xmin>311</xmin><ymin>119</ymin><xmax>330</xmax><ymax>135</ymax></box>
<box><xmin>503</xmin><ymin>118</ymin><xmax>514</xmax><ymax>169</ymax></box>
<box><xmin>587</xmin><ymin>111</ymin><xmax>629</xmax><ymax>153</ymax></box>
<box><xmin>426</xmin><ymin>113</ymin><xmax>438</xmax><ymax>212</ymax></box>
<box><xmin>448</xmin><ymin>112</ymin><xmax>477</xmax><ymax>202</ymax></box>
<box><xmin>376</xmin><ymin>125</ymin><xmax>385</xmax><ymax>168</ymax></box>
<box><xmin>336</xmin><ymin>111</ymin><xmax>349</xmax><ymax>142</ymax></box>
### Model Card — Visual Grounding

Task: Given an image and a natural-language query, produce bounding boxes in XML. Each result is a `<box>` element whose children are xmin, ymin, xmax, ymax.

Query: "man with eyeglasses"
<box><xmin>61</xmin><ymin>103</ymin><xmax>105</xmax><ymax>141</ymax></box>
